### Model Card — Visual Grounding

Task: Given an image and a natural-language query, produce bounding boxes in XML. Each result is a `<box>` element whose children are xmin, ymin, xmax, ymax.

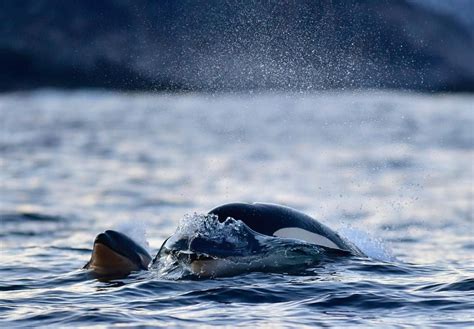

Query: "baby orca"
<box><xmin>84</xmin><ymin>230</ymin><xmax>151</xmax><ymax>278</ymax></box>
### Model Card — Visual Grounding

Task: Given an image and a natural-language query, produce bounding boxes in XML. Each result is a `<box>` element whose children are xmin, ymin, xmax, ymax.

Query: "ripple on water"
<box><xmin>0</xmin><ymin>91</ymin><xmax>473</xmax><ymax>327</ymax></box>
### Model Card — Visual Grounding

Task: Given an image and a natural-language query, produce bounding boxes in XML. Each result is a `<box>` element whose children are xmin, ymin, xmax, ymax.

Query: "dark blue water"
<box><xmin>1</xmin><ymin>90</ymin><xmax>473</xmax><ymax>327</ymax></box>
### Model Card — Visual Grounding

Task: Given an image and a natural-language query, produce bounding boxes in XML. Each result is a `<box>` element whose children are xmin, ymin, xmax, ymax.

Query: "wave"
<box><xmin>0</xmin><ymin>212</ymin><xmax>64</xmax><ymax>223</ymax></box>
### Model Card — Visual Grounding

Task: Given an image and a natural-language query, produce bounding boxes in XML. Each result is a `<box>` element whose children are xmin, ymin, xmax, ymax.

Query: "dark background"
<box><xmin>1</xmin><ymin>0</ymin><xmax>473</xmax><ymax>92</ymax></box>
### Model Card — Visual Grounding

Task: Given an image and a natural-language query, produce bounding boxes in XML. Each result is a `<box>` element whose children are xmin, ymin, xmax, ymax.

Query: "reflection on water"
<box><xmin>0</xmin><ymin>90</ymin><xmax>473</xmax><ymax>326</ymax></box>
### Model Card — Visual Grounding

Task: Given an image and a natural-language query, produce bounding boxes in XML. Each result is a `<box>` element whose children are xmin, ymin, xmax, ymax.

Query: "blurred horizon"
<box><xmin>1</xmin><ymin>0</ymin><xmax>473</xmax><ymax>93</ymax></box>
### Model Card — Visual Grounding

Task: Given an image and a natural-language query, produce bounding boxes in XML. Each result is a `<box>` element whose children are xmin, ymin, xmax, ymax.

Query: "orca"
<box><xmin>83</xmin><ymin>230</ymin><xmax>152</xmax><ymax>277</ymax></box>
<box><xmin>84</xmin><ymin>203</ymin><xmax>361</xmax><ymax>278</ymax></box>
<box><xmin>209</xmin><ymin>203</ymin><xmax>359</xmax><ymax>252</ymax></box>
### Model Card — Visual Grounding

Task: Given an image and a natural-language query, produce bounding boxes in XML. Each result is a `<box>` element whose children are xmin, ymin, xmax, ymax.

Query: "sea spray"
<box><xmin>338</xmin><ymin>226</ymin><xmax>395</xmax><ymax>262</ymax></box>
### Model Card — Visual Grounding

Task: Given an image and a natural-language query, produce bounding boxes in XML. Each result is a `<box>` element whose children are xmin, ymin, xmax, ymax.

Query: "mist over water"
<box><xmin>1</xmin><ymin>90</ymin><xmax>473</xmax><ymax>326</ymax></box>
<box><xmin>2</xmin><ymin>1</ymin><xmax>473</xmax><ymax>92</ymax></box>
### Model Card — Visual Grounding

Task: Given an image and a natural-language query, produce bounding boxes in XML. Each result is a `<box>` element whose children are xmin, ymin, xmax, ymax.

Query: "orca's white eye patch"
<box><xmin>273</xmin><ymin>227</ymin><xmax>341</xmax><ymax>250</ymax></box>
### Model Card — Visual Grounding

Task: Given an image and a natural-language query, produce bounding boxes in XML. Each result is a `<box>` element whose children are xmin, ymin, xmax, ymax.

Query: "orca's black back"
<box><xmin>208</xmin><ymin>202</ymin><xmax>353</xmax><ymax>251</ymax></box>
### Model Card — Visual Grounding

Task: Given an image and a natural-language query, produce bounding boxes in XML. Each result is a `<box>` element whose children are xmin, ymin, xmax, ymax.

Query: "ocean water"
<box><xmin>0</xmin><ymin>90</ymin><xmax>473</xmax><ymax>327</ymax></box>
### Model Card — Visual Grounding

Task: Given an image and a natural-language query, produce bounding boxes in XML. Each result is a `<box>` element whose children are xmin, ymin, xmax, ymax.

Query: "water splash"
<box><xmin>338</xmin><ymin>226</ymin><xmax>395</xmax><ymax>262</ymax></box>
<box><xmin>173</xmin><ymin>213</ymin><xmax>256</xmax><ymax>249</ymax></box>
<box><xmin>152</xmin><ymin>213</ymin><xmax>355</xmax><ymax>279</ymax></box>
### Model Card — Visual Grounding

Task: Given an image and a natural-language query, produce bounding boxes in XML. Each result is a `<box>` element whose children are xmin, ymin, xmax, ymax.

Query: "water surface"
<box><xmin>1</xmin><ymin>90</ymin><xmax>473</xmax><ymax>327</ymax></box>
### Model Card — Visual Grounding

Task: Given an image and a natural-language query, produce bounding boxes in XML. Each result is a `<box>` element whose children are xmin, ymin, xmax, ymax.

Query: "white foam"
<box><xmin>338</xmin><ymin>226</ymin><xmax>396</xmax><ymax>262</ymax></box>
<box><xmin>174</xmin><ymin>213</ymin><xmax>247</xmax><ymax>247</ymax></box>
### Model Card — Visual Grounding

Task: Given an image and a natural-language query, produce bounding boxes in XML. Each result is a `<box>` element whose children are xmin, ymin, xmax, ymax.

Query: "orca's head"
<box><xmin>84</xmin><ymin>230</ymin><xmax>151</xmax><ymax>278</ymax></box>
<box><xmin>151</xmin><ymin>223</ymin><xmax>266</xmax><ymax>278</ymax></box>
